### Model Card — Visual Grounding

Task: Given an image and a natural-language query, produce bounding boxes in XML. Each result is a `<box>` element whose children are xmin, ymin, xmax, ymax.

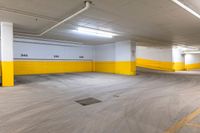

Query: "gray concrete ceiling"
<box><xmin>0</xmin><ymin>0</ymin><xmax>200</xmax><ymax>46</ymax></box>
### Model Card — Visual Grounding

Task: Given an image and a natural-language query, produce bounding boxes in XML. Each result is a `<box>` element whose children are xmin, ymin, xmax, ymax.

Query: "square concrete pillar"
<box><xmin>1</xmin><ymin>22</ymin><xmax>14</xmax><ymax>87</ymax></box>
<box><xmin>115</xmin><ymin>40</ymin><xmax>136</xmax><ymax>75</ymax></box>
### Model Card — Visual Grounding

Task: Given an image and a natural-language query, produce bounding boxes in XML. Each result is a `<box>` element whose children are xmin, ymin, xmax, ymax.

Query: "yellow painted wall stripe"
<box><xmin>1</xmin><ymin>61</ymin><xmax>14</xmax><ymax>87</ymax></box>
<box><xmin>136</xmin><ymin>58</ymin><xmax>185</xmax><ymax>71</ymax></box>
<box><xmin>136</xmin><ymin>58</ymin><xmax>174</xmax><ymax>71</ymax></box>
<box><xmin>95</xmin><ymin>61</ymin><xmax>115</xmax><ymax>74</ymax></box>
<box><xmin>0</xmin><ymin>60</ymin><xmax>136</xmax><ymax>82</ymax></box>
<box><xmin>14</xmin><ymin>61</ymin><xmax>136</xmax><ymax>76</ymax></box>
<box><xmin>14</xmin><ymin>61</ymin><xmax>93</xmax><ymax>75</ymax></box>
<box><xmin>94</xmin><ymin>61</ymin><xmax>136</xmax><ymax>75</ymax></box>
<box><xmin>185</xmin><ymin>63</ymin><xmax>200</xmax><ymax>70</ymax></box>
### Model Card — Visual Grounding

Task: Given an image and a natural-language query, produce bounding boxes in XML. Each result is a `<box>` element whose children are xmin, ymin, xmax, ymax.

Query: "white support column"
<box><xmin>1</xmin><ymin>22</ymin><xmax>14</xmax><ymax>87</ymax></box>
<box><xmin>115</xmin><ymin>40</ymin><xmax>136</xmax><ymax>75</ymax></box>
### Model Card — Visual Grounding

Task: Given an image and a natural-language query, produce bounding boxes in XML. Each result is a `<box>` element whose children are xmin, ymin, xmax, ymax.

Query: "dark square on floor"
<box><xmin>75</xmin><ymin>97</ymin><xmax>102</xmax><ymax>106</ymax></box>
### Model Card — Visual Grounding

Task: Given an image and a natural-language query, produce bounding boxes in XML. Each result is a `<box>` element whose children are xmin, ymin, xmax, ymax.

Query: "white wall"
<box><xmin>185</xmin><ymin>54</ymin><xmax>200</xmax><ymax>64</ymax></box>
<box><xmin>13</xmin><ymin>37</ymin><xmax>94</xmax><ymax>61</ymax></box>
<box><xmin>136</xmin><ymin>46</ymin><xmax>173</xmax><ymax>62</ymax></box>
<box><xmin>95</xmin><ymin>43</ymin><xmax>115</xmax><ymax>61</ymax></box>
<box><xmin>115</xmin><ymin>40</ymin><xmax>136</xmax><ymax>61</ymax></box>
<box><xmin>95</xmin><ymin>40</ymin><xmax>136</xmax><ymax>62</ymax></box>
<box><xmin>1</xmin><ymin>38</ymin><xmax>136</xmax><ymax>62</ymax></box>
<box><xmin>172</xmin><ymin>47</ymin><xmax>185</xmax><ymax>63</ymax></box>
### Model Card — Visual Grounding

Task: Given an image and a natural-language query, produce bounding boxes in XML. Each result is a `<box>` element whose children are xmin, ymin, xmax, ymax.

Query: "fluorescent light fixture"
<box><xmin>75</xmin><ymin>27</ymin><xmax>117</xmax><ymax>38</ymax></box>
<box><xmin>171</xmin><ymin>0</ymin><xmax>200</xmax><ymax>19</ymax></box>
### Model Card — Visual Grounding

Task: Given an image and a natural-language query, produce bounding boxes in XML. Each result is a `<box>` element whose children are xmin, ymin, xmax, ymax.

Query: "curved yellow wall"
<box><xmin>136</xmin><ymin>58</ymin><xmax>185</xmax><ymax>71</ymax></box>
<box><xmin>185</xmin><ymin>63</ymin><xmax>200</xmax><ymax>70</ymax></box>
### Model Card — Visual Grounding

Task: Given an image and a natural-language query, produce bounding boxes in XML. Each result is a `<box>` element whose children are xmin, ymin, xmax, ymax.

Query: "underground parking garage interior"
<box><xmin>2</xmin><ymin>0</ymin><xmax>200</xmax><ymax>133</ymax></box>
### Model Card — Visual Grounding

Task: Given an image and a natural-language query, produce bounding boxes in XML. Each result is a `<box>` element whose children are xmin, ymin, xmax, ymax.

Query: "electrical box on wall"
<box><xmin>21</xmin><ymin>53</ymin><xmax>28</xmax><ymax>57</ymax></box>
<box><xmin>79</xmin><ymin>56</ymin><xmax>84</xmax><ymax>59</ymax></box>
<box><xmin>53</xmin><ymin>55</ymin><xmax>60</xmax><ymax>58</ymax></box>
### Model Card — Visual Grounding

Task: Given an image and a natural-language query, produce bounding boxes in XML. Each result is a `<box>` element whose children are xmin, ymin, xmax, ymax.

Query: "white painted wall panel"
<box><xmin>115</xmin><ymin>41</ymin><xmax>136</xmax><ymax>61</ymax></box>
<box><xmin>95</xmin><ymin>43</ymin><xmax>115</xmax><ymax>61</ymax></box>
<box><xmin>185</xmin><ymin>54</ymin><xmax>200</xmax><ymax>64</ymax></box>
<box><xmin>136</xmin><ymin>46</ymin><xmax>172</xmax><ymax>62</ymax></box>
<box><xmin>13</xmin><ymin>38</ymin><xmax>94</xmax><ymax>60</ymax></box>
<box><xmin>172</xmin><ymin>48</ymin><xmax>184</xmax><ymax>63</ymax></box>
<box><xmin>95</xmin><ymin>40</ymin><xmax>136</xmax><ymax>62</ymax></box>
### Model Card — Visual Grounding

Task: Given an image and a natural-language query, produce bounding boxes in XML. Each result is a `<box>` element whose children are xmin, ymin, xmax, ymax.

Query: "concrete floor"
<box><xmin>1</xmin><ymin>71</ymin><xmax>200</xmax><ymax>133</ymax></box>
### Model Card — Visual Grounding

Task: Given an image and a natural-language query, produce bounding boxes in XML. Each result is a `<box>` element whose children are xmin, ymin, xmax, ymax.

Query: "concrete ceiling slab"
<box><xmin>0</xmin><ymin>0</ymin><xmax>200</xmax><ymax>46</ymax></box>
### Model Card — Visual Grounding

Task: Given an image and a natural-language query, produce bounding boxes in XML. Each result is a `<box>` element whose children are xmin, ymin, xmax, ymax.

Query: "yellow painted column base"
<box><xmin>115</xmin><ymin>61</ymin><xmax>136</xmax><ymax>75</ymax></box>
<box><xmin>185</xmin><ymin>63</ymin><xmax>200</xmax><ymax>71</ymax></box>
<box><xmin>1</xmin><ymin>61</ymin><xmax>14</xmax><ymax>87</ymax></box>
<box><xmin>94</xmin><ymin>61</ymin><xmax>136</xmax><ymax>76</ymax></box>
<box><xmin>173</xmin><ymin>62</ymin><xmax>185</xmax><ymax>71</ymax></box>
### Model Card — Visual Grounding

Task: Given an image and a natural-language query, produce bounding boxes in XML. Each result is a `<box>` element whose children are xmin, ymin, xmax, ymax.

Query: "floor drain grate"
<box><xmin>75</xmin><ymin>97</ymin><xmax>102</xmax><ymax>106</ymax></box>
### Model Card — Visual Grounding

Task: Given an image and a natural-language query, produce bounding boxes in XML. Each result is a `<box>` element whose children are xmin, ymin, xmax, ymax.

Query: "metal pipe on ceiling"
<box><xmin>15</xmin><ymin>1</ymin><xmax>92</xmax><ymax>37</ymax></box>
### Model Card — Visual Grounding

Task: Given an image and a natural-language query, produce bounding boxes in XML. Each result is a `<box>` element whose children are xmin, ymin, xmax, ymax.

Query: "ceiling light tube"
<box><xmin>76</xmin><ymin>27</ymin><xmax>117</xmax><ymax>38</ymax></box>
<box><xmin>171</xmin><ymin>0</ymin><xmax>200</xmax><ymax>19</ymax></box>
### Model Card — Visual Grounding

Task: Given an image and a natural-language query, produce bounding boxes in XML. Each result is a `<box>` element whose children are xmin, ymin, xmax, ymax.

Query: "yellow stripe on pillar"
<box><xmin>136</xmin><ymin>58</ymin><xmax>174</xmax><ymax>71</ymax></box>
<box><xmin>115</xmin><ymin>61</ymin><xmax>136</xmax><ymax>75</ymax></box>
<box><xmin>173</xmin><ymin>62</ymin><xmax>185</xmax><ymax>71</ymax></box>
<box><xmin>1</xmin><ymin>61</ymin><xmax>14</xmax><ymax>87</ymax></box>
<box><xmin>94</xmin><ymin>61</ymin><xmax>136</xmax><ymax>75</ymax></box>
